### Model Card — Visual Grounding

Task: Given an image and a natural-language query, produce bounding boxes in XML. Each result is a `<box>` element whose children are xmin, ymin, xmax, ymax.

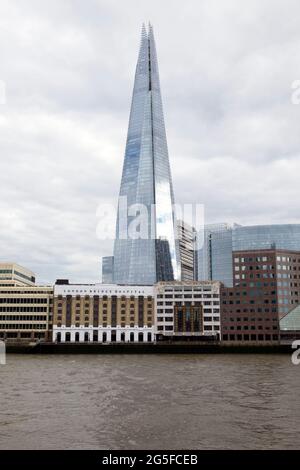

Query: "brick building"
<box><xmin>221</xmin><ymin>249</ymin><xmax>300</xmax><ymax>344</ymax></box>
<box><xmin>53</xmin><ymin>282</ymin><xmax>154</xmax><ymax>343</ymax></box>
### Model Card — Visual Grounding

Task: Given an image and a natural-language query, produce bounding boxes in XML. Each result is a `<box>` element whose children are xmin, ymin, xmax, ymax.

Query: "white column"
<box><xmin>116</xmin><ymin>329</ymin><xmax>121</xmax><ymax>342</ymax></box>
<box><xmin>71</xmin><ymin>331</ymin><xmax>76</xmax><ymax>342</ymax></box>
<box><xmin>125</xmin><ymin>330</ymin><xmax>130</xmax><ymax>342</ymax></box>
<box><xmin>61</xmin><ymin>331</ymin><xmax>66</xmax><ymax>343</ymax></box>
<box><xmin>79</xmin><ymin>330</ymin><xmax>85</xmax><ymax>343</ymax></box>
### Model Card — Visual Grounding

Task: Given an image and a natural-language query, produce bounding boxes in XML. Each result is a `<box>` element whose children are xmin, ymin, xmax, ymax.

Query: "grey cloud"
<box><xmin>1</xmin><ymin>0</ymin><xmax>300</xmax><ymax>283</ymax></box>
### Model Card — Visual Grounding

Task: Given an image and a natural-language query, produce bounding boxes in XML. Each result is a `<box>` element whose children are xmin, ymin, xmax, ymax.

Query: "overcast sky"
<box><xmin>1</xmin><ymin>0</ymin><xmax>300</xmax><ymax>283</ymax></box>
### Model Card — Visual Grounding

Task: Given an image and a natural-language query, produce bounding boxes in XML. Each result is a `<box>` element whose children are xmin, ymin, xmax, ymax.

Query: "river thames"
<box><xmin>0</xmin><ymin>354</ymin><xmax>299</xmax><ymax>449</ymax></box>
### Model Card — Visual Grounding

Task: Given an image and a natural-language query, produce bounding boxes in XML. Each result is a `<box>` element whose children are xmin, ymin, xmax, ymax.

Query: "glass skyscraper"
<box><xmin>101</xmin><ymin>256</ymin><xmax>114</xmax><ymax>284</ymax></box>
<box><xmin>232</xmin><ymin>224</ymin><xmax>300</xmax><ymax>252</ymax></box>
<box><xmin>197</xmin><ymin>224</ymin><xmax>235</xmax><ymax>287</ymax></box>
<box><xmin>113</xmin><ymin>24</ymin><xmax>180</xmax><ymax>285</ymax></box>
<box><xmin>197</xmin><ymin>223</ymin><xmax>300</xmax><ymax>287</ymax></box>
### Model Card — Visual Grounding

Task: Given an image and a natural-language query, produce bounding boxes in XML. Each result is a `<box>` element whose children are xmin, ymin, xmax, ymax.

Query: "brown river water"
<box><xmin>0</xmin><ymin>354</ymin><xmax>299</xmax><ymax>449</ymax></box>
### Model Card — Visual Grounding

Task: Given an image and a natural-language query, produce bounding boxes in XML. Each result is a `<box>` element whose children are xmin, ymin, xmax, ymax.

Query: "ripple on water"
<box><xmin>0</xmin><ymin>354</ymin><xmax>299</xmax><ymax>449</ymax></box>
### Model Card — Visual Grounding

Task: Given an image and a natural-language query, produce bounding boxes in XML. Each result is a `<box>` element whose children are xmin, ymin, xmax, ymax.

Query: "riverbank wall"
<box><xmin>4</xmin><ymin>342</ymin><xmax>293</xmax><ymax>354</ymax></box>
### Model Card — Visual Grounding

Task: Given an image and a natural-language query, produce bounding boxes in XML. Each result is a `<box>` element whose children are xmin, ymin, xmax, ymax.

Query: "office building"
<box><xmin>196</xmin><ymin>224</ymin><xmax>234</xmax><ymax>286</ymax></box>
<box><xmin>113</xmin><ymin>24</ymin><xmax>180</xmax><ymax>285</ymax></box>
<box><xmin>197</xmin><ymin>224</ymin><xmax>300</xmax><ymax>287</ymax></box>
<box><xmin>102</xmin><ymin>256</ymin><xmax>114</xmax><ymax>283</ymax></box>
<box><xmin>53</xmin><ymin>281</ymin><xmax>154</xmax><ymax>343</ymax></box>
<box><xmin>0</xmin><ymin>262</ymin><xmax>36</xmax><ymax>287</ymax></box>
<box><xmin>221</xmin><ymin>248</ymin><xmax>300</xmax><ymax>344</ymax></box>
<box><xmin>155</xmin><ymin>281</ymin><xmax>221</xmax><ymax>341</ymax></box>
<box><xmin>0</xmin><ymin>285</ymin><xmax>53</xmax><ymax>342</ymax></box>
<box><xmin>177</xmin><ymin>220</ymin><xmax>196</xmax><ymax>281</ymax></box>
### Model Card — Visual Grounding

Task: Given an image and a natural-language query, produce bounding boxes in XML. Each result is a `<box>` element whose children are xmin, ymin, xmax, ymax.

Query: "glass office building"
<box><xmin>232</xmin><ymin>224</ymin><xmax>300</xmax><ymax>252</ymax></box>
<box><xmin>197</xmin><ymin>224</ymin><xmax>300</xmax><ymax>287</ymax></box>
<box><xmin>101</xmin><ymin>256</ymin><xmax>114</xmax><ymax>284</ymax></box>
<box><xmin>197</xmin><ymin>224</ymin><xmax>234</xmax><ymax>286</ymax></box>
<box><xmin>113</xmin><ymin>24</ymin><xmax>180</xmax><ymax>285</ymax></box>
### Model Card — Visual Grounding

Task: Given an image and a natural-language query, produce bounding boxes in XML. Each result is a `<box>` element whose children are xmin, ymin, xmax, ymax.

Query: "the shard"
<box><xmin>113</xmin><ymin>24</ymin><xmax>180</xmax><ymax>285</ymax></box>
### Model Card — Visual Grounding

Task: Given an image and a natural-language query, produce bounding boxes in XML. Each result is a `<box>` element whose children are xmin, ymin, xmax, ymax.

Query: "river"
<box><xmin>0</xmin><ymin>354</ymin><xmax>299</xmax><ymax>449</ymax></box>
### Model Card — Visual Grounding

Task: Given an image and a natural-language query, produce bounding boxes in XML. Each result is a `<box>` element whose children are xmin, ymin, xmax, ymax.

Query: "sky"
<box><xmin>0</xmin><ymin>0</ymin><xmax>300</xmax><ymax>283</ymax></box>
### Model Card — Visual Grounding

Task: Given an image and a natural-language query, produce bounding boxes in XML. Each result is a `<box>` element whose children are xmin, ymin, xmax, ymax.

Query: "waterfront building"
<box><xmin>0</xmin><ymin>284</ymin><xmax>53</xmax><ymax>342</ymax></box>
<box><xmin>155</xmin><ymin>281</ymin><xmax>221</xmax><ymax>341</ymax></box>
<box><xmin>221</xmin><ymin>248</ymin><xmax>300</xmax><ymax>344</ymax></box>
<box><xmin>113</xmin><ymin>24</ymin><xmax>180</xmax><ymax>285</ymax></box>
<box><xmin>0</xmin><ymin>262</ymin><xmax>36</xmax><ymax>287</ymax></box>
<box><xmin>101</xmin><ymin>256</ymin><xmax>114</xmax><ymax>283</ymax></box>
<box><xmin>280</xmin><ymin>304</ymin><xmax>300</xmax><ymax>343</ymax></box>
<box><xmin>53</xmin><ymin>281</ymin><xmax>154</xmax><ymax>343</ymax></box>
<box><xmin>177</xmin><ymin>220</ymin><xmax>196</xmax><ymax>281</ymax></box>
<box><xmin>197</xmin><ymin>224</ymin><xmax>300</xmax><ymax>287</ymax></box>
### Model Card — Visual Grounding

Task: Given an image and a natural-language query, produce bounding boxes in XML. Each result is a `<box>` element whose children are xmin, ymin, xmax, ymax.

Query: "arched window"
<box><xmin>147</xmin><ymin>332</ymin><xmax>152</xmax><ymax>342</ymax></box>
<box><xmin>93</xmin><ymin>331</ymin><xmax>98</xmax><ymax>342</ymax></box>
<box><xmin>84</xmin><ymin>332</ymin><xmax>89</xmax><ymax>342</ymax></box>
<box><xmin>65</xmin><ymin>332</ymin><xmax>71</xmax><ymax>342</ymax></box>
<box><xmin>111</xmin><ymin>330</ymin><xmax>116</xmax><ymax>342</ymax></box>
<box><xmin>103</xmin><ymin>332</ymin><xmax>107</xmax><ymax>343</ymax></box>
<box><xmin>138</xmin><ymin>332</ymin><xmax>143</xmax><ymax>342</ymax></box>
<box><xmin>56</xmin><ymin>332</ymin><xmax>61</xmax><ymax>343</ymax></box>
<box><xmin>130</xmin><ymin>332</ymin><xmax>134</xmax><ymax>342</ymax></box>
<box><xmin>121</xmin><ymin>332</ymin><xmax>125</xmax><ymax>342</ymax></box>
<box><xmin>75</xmin><ymin>332</ymin><xmax>80</xmax><ymax>342</ymax></box>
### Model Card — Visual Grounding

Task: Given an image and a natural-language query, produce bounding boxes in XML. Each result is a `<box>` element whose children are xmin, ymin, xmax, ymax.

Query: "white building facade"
<box><xmin>53</xmin><ymin>283</ymin><xmax>155</xmax><ymax>343</ymax></box>
<box><xmin>155</xmin><ymin>281</ymin><xmax>221</xmax><ymax>339</ymax></box>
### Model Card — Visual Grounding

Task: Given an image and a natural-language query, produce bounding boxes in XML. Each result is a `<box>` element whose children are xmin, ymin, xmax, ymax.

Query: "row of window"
<box><xmin>0</xmin><ymin>324</ymin><xmax>47</xmax><ymax>329</ymax></box>
<box><xmin>163</xmin><ymin>287</ymin><xmax>215</xmax><ymax>292</ymax></box>
<box><xmin>157</xmin><ymin>301</ymin><xmax>219</xmax><ymax>306</ymax></box>
<box><xmin>223</xmin><ymin>308</ymin><xmax>277</xmax><ymax>314</ymax></box>
<box><xmin>0</xmin><ymin>307</ymin><xmax>48</xmax><ymax>312</ymax></box>
<box><xmin>0</xmin><ymin>332</ymin><xmax>46</xmax><ymax>339</ymax></box>
<box><xmin>236</xmin><ymin>273</ymin><xmax>300</xmax><ymax>280</ymax></box>
<box><xmin>223</xmin><ymin>299</ymin><xmax>277</xmax><ymax>305</ymax></box>
<box><xmin>57</xmin><ymin>292</ymin><xmax>153</xmax><ymax>298</ymax></box>
<box><xmin>0</xmin><ymin>298</ymin><xmax>48</xmax><ymax>304</ymax></box>
<box><xmin>234</xmin><ymin>257</ymin><xmax>270</xmax><ymax>263</ymax></box>
<box><xmin>157</xmin><ymin>316</ymin><xmax>219</xmax><ymax>323</ymax></box>
<box><xmin>223</xmin><ymin>316</ymin><xmax>277</xmax><ymax>322</ymax></box>
<box><xmin>235</xmin><ymin>265</ymin><xmax>275</xmax><ymax>271</ymax></box>
<box><xmin>56</xmin><ymin>331</ymin><xmax>153</xmax><ymax>343</ymax></box>
<box><xmin>0</xmin><ymin>315</ymin><xmax>47</xmax><ymax>321</ymax></box>
<box><xmin>56</xmin><ymin>322</ymin><xmax>152</xmax><ymax>328</ymax></box>
<box><xmin>0</xmin><ymin>291</ymin><xmax>51</xmax><ymax>295</ymax></box>
<box><xmin>235</xmin><ymin>274</ymin><xmax>276</xmax><ymax>280</ymax></box>
<box><xmin>157</xmin><ymin>308</ymin><xmax>219</xmax><ymax>313</ymax></box>
<box><xmin>223</xmin><ymin>333</ymin><xmax>278</xmax><ymax>341</ymax></box>
<box><xmin>157</xmin><ymin>294</ymin><xmax>219</xmax><ymax>299</ymax></box>
<box><xmin>223</xmin><ymin>325</ymin><xmax>278</xmax><ymax>331</ymax></box>
<box><xmin>157</xmin><ymin>325</ymin><xmax>220</xmax><ymax>331</ymax></box>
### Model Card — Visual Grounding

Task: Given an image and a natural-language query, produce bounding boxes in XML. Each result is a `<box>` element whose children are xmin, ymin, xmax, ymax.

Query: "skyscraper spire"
<box><xmin>113</xmin><ymin>25</ymin><xmax>180</xmax><ymax>285</ymax></box>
